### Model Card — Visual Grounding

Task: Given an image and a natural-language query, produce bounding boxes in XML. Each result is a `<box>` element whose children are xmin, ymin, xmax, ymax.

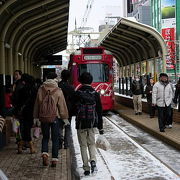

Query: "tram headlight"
<box><xmin>100</xmin><ymin>89</ymin><xmax>105</xmax><ymax>95</ymax></box>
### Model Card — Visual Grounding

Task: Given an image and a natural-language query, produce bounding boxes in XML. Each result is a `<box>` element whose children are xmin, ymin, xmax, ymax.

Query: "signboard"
<box><xmin>84</xmin><ymin>55</ymin><xmax>102</xmax><ymax>60</ymax></box>
<box><xmin>161</xmin><ymin>0</ymin><xmax>176</xmax><ymax>28</ymax></box>
<box><xmin>161</xmin><ymin>28</ymin><xmax>176</xmax><ymax>69</ymax></box>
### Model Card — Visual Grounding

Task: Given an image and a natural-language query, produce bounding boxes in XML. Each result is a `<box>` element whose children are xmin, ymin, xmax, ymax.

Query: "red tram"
<box><xmin>68</xmin><ymin>47</ymin><xmax>114</xmax><ymax>111</ymax></box>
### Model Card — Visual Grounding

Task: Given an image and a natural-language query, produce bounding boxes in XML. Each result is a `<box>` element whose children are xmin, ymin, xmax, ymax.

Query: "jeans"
<box><xmin>157</xmin><ymin>105</ymin><xmax>171</xmax><ymax>130</ymax></box>
<box><xmin>41</xmin><ymin>118</ymin><xmax>59</xmax><ymax>158</ymax></box>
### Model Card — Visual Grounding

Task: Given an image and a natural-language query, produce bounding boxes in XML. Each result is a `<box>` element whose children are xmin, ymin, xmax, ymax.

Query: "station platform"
<box><xmin>0</xmin><ymin>102</ymin><xmax>179</xmax><ymax>180</ymax></box>
<box><xmin>113</xmin><ymin>102</ymin><xmax>180</xmax><ymax>151</ymax></box>
<box><xmin>0</xmin><ymin>138</ymin><xmax>72</xmax><ymax>180</ymax></box>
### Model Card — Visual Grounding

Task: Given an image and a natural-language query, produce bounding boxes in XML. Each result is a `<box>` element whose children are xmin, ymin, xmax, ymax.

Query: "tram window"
<box><xmin>78</xmin><ymin>64</ymin><xmax>109</xmax><ymax>82</ymax></box>
<box><xmin>83</xmin><ymin>48</ymin><xmax>103</xmax><ymax>54</ymax></box>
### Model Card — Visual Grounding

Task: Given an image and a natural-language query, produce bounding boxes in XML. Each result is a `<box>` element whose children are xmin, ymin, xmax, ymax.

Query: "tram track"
<box><xmin>104</xmin><ymin>114</ymin><xmax>180</xmax><ymax>177</ymax></box>
<box><xmin>96</xmin><ymin>148</ymin><xmax>116</xmax><ymax>180</ymax></box>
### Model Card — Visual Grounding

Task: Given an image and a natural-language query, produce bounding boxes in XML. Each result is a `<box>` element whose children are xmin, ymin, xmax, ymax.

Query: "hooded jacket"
<box><xmin>33</xmin><ymin>79</ymin><xmax>69</xmax><ymax>120</ymax></box>
<box><xmin>152</xmin><ymin>81</ymin><xmax>173</xmax><ymax>107</ymax></box>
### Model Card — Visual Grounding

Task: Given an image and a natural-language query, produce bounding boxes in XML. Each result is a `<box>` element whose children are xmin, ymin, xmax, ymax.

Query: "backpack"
<box><xmin>39</xmin><ymin>87</ymin><xmax>58</xmax><ymax>123</ymax></box>
<box><xmin>76</xmin><ymin>89</ymin><xmax>97</xmax><ymax>129</ymax></box>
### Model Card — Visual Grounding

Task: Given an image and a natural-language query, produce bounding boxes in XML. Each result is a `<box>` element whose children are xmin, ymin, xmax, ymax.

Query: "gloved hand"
<box><xmin>63</xmin><ymin>119</ymin><xmax>70</xmax><ymax>126</ymax></box>
<box><xmin>33</xmin><ymin>118</ymin><xmax>41</xmax><ymax>127</ymax></box>
<box><xmin>99</xmin><ymin>129</ymin><xmax>104</xmax><ymax>135</ymax></box>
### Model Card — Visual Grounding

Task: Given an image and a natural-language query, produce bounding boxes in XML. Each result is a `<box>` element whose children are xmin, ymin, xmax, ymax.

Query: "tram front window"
<box><xmin>78</xmin><ymin>64</ymin><xmax>109</xmax><ymax>82</ymax></box>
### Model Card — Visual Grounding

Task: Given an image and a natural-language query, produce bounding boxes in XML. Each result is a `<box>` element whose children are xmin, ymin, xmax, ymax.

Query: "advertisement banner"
<box><xmin>161</xmin><ymin>28</ymin><xmax>176</xmax><ymax>70</ymax></box>
<box><xmin>161</xmin><ymin>0</ymin><xmax>176</xmax><ymax>28</ymax></box>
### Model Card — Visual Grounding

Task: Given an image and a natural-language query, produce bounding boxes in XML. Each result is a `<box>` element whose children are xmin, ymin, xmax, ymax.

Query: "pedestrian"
<box><xmin>58</xmin><ymin>69</ymin><xmax>75</xmax><ymax>149</ymax></box>
<box><xmin>35</xmin><ymin>78</ymin><xmax>42</xmax><ymax>90</ymax></box>
<box><xmin>11</xmin><ymin>70</ymin><xmax>23</xmax><ymax>108</ymax></box>
<box><xmin>14</xmin><ymin>74</ymin><xmax>37</xmax><ymax>154</ymax></box>
<box><xmin>33</xmin><ymin>72</ymin><xmax>69</xmax><ymax>167</ymax></box>
<box><xmin>173</xmin><ymin>78</ymin><xmax>180</xmax><ymax>112</ymax></box>
<box><xmin>166</xmin><ymin>80</ymin><xmax>175</xmax><ymax>128</ymax></box>
<box><xmin>152</xmin><ymin>73</ymin><xmax>173</xmax><ymax>132</ymax></box>
<box><xmin>11</xmin><ymin>70</ymin><xmax>24</xmax><ymax>145</ymax></box>
<box><xmin>74</xmin><ymin>72</ymin><xmax>103</xmax><ymax>176</ymax></box>
<box><xmin>145</xmin><ymin>78</ymin><xmax>155</xmax><ymax>118</ymax></box>
<box><xmin>12</xmin><ymin>70</ymin><xmax>23</xmax><ymax>92</ymax></box>
<box><xmin>131</xmin><ymin>75</ymin><xmax>144</xmax><ymax>115</ymax></box>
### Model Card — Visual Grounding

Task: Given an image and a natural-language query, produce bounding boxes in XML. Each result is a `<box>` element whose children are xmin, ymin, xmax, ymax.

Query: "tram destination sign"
<box><xmin>84</xmin><ymin>55</ymin><xmax>102</xmax><ymax>60</ymax></box>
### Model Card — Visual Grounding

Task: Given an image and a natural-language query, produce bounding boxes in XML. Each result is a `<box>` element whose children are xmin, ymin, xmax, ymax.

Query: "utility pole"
<box><xmin>68</xmin><ymin>0</ymin><xmax>101</xmax><ymax>52</ymax></box>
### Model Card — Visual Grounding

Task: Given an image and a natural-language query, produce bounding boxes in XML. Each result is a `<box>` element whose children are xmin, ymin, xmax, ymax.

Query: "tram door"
<box><xmin>43</xmin><ymin>68</ymin><xmax>56</xmax><ymax>82</ymax></box>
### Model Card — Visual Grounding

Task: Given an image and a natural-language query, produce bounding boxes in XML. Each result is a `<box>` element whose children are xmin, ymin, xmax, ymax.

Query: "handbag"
<box><xmin>33</xmin><ymin>127</ymin><xmax>40</xmax><ymax>139</ymax></box>
<box><xmin>11</xmin><ymin>118</ymin><xmax>20</xmax><ymax>133</ymax></box>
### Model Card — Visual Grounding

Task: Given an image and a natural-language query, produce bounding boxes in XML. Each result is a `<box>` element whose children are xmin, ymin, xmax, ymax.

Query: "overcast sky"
<box><xmin>68</xmin><ymin>0</ymin><xmax>124</xmax><ymax>32</ymax></box>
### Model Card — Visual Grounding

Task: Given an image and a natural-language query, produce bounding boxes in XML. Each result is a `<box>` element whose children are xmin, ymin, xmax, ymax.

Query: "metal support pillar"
<box><xmin>7</xmin><ymin>48</ymin><xmax>13</xmax><ymax>75</ymax></box>
<box><xmin>134</xmin><ymin>63</ymin><xmax>136</xmax><ymax>77</ymax></box>
<box><xmin>0</xmin><ymin>42</ymin><xmax>5</xmax><ymax>74</ymax></box>
<box><xmin>139</xmin><ymin>61</ymin><xmax>142</xmax><ymax>76</ymax></box>
<box><xmin>19</xmin><ymin>56</ymin><xmax>24</xmax><ymax>73</ymax></box>
<box><xmin>154</xmin><ymin>58</ymin><xmax>157</xmax><ymax>82</ymax></box>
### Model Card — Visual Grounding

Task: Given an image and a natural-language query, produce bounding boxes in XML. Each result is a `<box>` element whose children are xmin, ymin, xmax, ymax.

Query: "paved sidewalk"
<box><xmin>0</xmin><ymin>138</ymin><xmax>72</xmax><ymax>180</ymax></box>
<box><xmin>114</xmin><ymin>103</ymin><xmax>180</xmax><ymax>151</ymax></box>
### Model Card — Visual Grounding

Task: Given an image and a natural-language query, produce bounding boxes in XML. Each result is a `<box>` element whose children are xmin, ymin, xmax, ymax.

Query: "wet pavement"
<box><xmin>0</xmin><ymin>138</ymin><xmax>72</xmax><ymax>180</ymax></box>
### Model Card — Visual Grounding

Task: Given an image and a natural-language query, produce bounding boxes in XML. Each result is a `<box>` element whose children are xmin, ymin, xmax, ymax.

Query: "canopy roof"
<box><xmin>0</xmin><ymin>0</ymin><xmax>69</xmax><ymax>63</ymax></box>
<box><xmin>100</xmin><ymin>18</ymin><xmax>167</xmax><ymax>70</ymax></box>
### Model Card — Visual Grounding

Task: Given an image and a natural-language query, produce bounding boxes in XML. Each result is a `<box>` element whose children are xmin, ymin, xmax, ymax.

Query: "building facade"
<box><xmin>151</xmin><ymin>0</ymin><xmax>180</xmax><ymax>79</ymax></box>
<box><xmin>127</xmin><ymin>0</ymin><xmax>151</xmax><ymax>26</ymax></box>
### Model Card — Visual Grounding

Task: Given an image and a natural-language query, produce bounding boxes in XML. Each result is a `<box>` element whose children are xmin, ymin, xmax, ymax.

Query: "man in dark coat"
<box><xmin>58</xmin><ymin>70</ymin><xmax>75</xmax><ymax>149</ymax></box>
<box><xmin>74</xmin><ymin>72</ymin><xmax>103</xmax><ymax>176</ymax></box>
<box><xmin>145</xmin><ymin>78</ymin><xmax>155</xmax><ymax>118</ymax></box>
<box><xmin>173</xmin><ymin>78</ymin><xmax>180</xmax><ymax>112</ymax></box>
<box><xmin>131</xmin><ymin>75</ymin><xmax>144</xmax><ymax>115</ymax></box>
<box><xmin>14</xmin><ymin>74</ymin><xmax>37</xmax><ymax>153</ymax></box>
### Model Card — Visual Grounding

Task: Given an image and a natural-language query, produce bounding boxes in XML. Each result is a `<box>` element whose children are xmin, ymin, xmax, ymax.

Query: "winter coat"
<box><xmin>11</xmin><ymin>79</ymin><xmax>24</xmax><ymax>108</ymax></box>
<box><xmin>131</xmin><ymin>80</ymin><xmax>144</xmax><ymax>95</ymax></box>
<box><xmin>12</xmin><ymin>82</ymin><xmax>37</xmax><ymax>126</ymax></box>
<box><xmin>173</xmin><ymin>83</ymin><xmax>180</xmax><ymax>111</ymax></box>
<box><xmin>74</xmin><ymin>85</ymin><xmax>103</xmax><ymax>130</ymax></box>
<box><xmin>58</xmin><ymin>80</ymin><xmax>75</xmax><ymax>117</ymax></box>
<box><xmin>33</xmin><ymin>79</ymin><xmax>69</xmax><ymax>120</ymax></box>
<box><xmin>152</xmin><ymin>81</ymin><xmax>173</xmax><ymax>107</ymax></box>
<box><xmin>145</xmin><ymin>84</ymin><xmax>154</xmax><ymax>102</ymax></box>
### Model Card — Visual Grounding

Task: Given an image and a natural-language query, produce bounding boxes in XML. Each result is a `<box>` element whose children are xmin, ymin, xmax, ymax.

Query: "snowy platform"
<box><xmin>71</xmin><ymin>117</ymin><xmax>179</xmax><ymax>180</ymax></box>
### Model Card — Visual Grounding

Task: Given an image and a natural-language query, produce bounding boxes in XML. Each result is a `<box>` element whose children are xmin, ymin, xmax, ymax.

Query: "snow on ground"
<box><xmin>108</xmin><ymin>114</ymin><xmax>180</xmax><ymax>174</ymax></box>
<box><xmin>71</xmin><ymin>118</ymin><xmax>112</xmax><ymax>180</ymax></box>
<box><xmin>71</xmin><ymin>117</ymin><xmax>179</xmax><ymax>180</ymax></box>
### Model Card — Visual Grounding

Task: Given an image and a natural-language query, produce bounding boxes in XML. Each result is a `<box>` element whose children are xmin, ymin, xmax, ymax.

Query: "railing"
<box><xmin>116</xmin><ymin>74</ymin><xmax>152</xmax><ymax>97</ymax></box>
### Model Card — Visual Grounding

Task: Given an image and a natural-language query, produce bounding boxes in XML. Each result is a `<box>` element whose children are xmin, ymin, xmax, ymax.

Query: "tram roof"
<box><xmin>99</xmin><ymin>18</ymin><xmax>167</xmax><ymax>67</ymax></box>
<box><xmin>0</xmin><ymin>0</ymin><xmax>69</xmax><ymax>63</ymax></box>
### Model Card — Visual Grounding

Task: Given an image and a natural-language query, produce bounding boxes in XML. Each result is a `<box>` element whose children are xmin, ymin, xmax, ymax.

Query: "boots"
<box><xmin>29</xmin><ymin>141</ymin><xmax>35</xmax><ymax>154</ymax></box>
<box><xmin>17</xmin><ymin>140</ymin><xmax>24</xmax><ymax>154</ymax></box>
<box><xmin>51</xmin><ymin>158</ymin><xmax>58</xmax><ymax>167</ymax></box>
<box><xmin>51</xmin><ymin>161</ymin><xmax>57</xmax><ymax>167</ymax></box>
<box><xmin>42</xmin><ymin>154</ymin><xmax>49</xmax><ymax>166</ymax></box>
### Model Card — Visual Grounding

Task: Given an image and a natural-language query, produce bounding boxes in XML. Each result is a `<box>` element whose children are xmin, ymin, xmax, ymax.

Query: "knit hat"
<box><xmin>159</xmin><ymin>73</ymin><xmax>168</xmax><ymax>78</ymax></box>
